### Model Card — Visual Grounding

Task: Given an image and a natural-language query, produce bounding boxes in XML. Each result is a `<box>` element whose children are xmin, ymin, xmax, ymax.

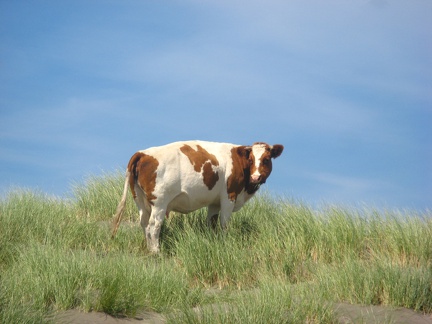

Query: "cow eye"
<box><xmin>263</xmin><ymin>158</ymin><xmax>270</xmax><ymax>165</ymax></box>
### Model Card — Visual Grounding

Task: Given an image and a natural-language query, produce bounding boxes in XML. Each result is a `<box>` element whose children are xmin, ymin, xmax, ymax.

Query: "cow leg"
<box><xmin>219</xmin><ymin>200</ymin><xmax>235</xmax><ymax>230</ymax></box>
<box><xmin>146</xmin><ymin>206</ymin><xmax>166</xmax><ymax>253</ymax></box>
<box><xmin>134</xmin><ymin>188</ymin><xmax>151</xmax><ymax>232</ymax></box>
<box><xmin>207</xmin><ymin>205</ymin><xmax>220</xmax><ymax>230</ymax></box>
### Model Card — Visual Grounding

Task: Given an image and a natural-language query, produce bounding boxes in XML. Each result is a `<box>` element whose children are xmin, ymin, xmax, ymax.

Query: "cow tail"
<box><xmin>111</xmin><ymin>169</ymin><xmax>131</xmax><ymax>238</ymax></box>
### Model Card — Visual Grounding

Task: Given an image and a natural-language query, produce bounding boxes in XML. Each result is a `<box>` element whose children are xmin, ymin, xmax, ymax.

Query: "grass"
<box><xmin>0</xmin><ymin>171</ymin><xmax>431</xmax><ymax>323</ymax></box>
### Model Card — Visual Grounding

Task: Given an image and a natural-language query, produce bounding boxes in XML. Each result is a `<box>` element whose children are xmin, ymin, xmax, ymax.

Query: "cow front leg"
<box><xmin>219</xmin><ymin>200</ymin><xmax>235</xmax><ymax>230</ymax></box>
<box><xmin>207</xmin><ymin>205</ymin><xmax>220</xmax><ymax>230</ymax></box>
<box><xmin>146</xmin><ymin>207</ymin><xmax>165</xmax><ymax>253</ymax></box>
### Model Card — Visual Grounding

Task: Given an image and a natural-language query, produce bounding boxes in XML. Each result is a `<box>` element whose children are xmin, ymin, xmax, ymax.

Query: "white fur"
<box><xmin>251</xmin><ymin>143</ymin><xmax>267</xmax><ymax>179</ymax></box>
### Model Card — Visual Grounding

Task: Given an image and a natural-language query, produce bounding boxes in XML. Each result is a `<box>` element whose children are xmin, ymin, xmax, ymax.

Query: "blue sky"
<box><xmin>1</xmin><ymin>0</ymin><xmax>431</xmax><ymax>210</ymax></box>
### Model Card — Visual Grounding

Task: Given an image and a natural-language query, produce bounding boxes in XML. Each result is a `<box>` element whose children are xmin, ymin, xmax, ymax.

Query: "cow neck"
<box><xmin>246</xmin><ymin>182</ymin><xmax>261</xmax><ymax>194</ymax></box>
<box><xmin>243</xmin><ymin>167</ymin><xmax>261</xmax><ymax>194</ymax></box>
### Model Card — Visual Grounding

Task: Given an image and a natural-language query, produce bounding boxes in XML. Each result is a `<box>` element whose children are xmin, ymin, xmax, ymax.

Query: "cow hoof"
<box><xmin>148</xmin><ymin>244</ymin><xmax>160</xmax><ymax>254</ymax></box>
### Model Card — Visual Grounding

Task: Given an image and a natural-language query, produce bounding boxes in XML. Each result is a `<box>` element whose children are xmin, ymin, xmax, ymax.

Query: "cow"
<box><xmin>111</xmin><ymin>140</ymin><xmax>284</xmax><ymax>253</ymax></box>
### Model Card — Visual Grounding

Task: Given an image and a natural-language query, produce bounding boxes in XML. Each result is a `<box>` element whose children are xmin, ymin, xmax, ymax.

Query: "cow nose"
<box><xmin>251</xmin><ymin>174</ymin><xmax>261</xmax><ymax>184</ymax></box>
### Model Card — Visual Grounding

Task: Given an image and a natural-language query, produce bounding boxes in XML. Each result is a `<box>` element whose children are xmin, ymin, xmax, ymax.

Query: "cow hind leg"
<box><xmin>138</xmin><ymin>207</ymin><xmax>151</xmax><ymax>250</ymax></box>
<box><xmin>133</xmin><ymin>186</ymin><xmax>151</xmax><ymax>237</ymax></box>
<box><xmin>135</xmin><ymin>194</ymin><xmax>151</xmax><ymax>230</ymax></box>
<box><xmin>146</xmin><ymin>206</ymin><xmax>166</xmax><ymax>253</ymax></box>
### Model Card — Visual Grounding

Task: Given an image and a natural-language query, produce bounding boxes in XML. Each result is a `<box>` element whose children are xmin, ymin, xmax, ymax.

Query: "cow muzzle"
<box><xmin>250</xmin><ymin>174</ymin><xmax>263</xmax><ymax>184</ymax></box>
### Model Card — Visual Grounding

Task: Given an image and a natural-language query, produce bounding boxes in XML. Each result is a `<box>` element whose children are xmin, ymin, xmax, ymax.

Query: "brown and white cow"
<box><xmin>112</xmin><ymin>140</ymin><xmax>283</xmax><ymax>253</ymax></box>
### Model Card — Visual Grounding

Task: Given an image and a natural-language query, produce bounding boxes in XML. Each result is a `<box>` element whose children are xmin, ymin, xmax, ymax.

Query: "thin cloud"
<box><xmin>296</xmin><ymin>171</ymin><xmax>398</xmax><ymax>207</ymax></box>
<box><xmin>308</xmin><ymin>172</ymin><xmax>387</xmax><ymax>192</ymax></box>
<box><xmin>1</xmin><ymin>0</ymin><xmax>430</xmax><ymax>208</ymax></box>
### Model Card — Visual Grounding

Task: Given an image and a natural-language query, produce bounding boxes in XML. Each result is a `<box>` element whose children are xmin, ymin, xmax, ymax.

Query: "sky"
<box><xmin>1</xmin><ymin>0</ymin><xmax>431</xmax><ymax>210</ymax></box>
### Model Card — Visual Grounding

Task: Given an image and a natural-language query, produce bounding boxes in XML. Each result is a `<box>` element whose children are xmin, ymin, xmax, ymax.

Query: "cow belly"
<box><xmin>167</xmin><ymin>190</ymin><xmax>219</xmax><ymax>214</ymax></box>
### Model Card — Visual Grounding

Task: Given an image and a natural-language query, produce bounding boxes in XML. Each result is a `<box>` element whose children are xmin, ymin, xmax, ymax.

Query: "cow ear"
<box><xmin>237</xmin><ymin>146</ymin><xmax>252</xmax><ymax>158</ymax></box>
<box><xmin>271</xmin><ymin>144</ymin><xmax>284</xmax><ymax>158</ymax></box>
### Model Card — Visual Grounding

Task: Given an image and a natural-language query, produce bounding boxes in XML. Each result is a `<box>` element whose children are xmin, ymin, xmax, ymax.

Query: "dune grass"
<box><xmin>0</xmin><ymin>172</ymin><xmax>431</xmax><ymax>323</ymax></box>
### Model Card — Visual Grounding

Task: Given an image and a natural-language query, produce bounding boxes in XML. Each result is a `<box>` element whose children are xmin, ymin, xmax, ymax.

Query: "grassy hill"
<box><xmin>1</xmin><ymin>171</ymin><xmax>431</xmax><ymax>323</ymax></box>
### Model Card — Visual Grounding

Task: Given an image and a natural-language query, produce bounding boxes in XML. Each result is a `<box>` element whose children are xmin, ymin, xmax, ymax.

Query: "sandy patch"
<box><xmin>335</xmin><ymin>303</ymin><xmax>432</xmax><ymax>324</ymax></box>
<box><xmin>55</xmin><ymin>304</ymin><xmax>432</xmax><ymax>324</ymax></box>
<box><xmin>55</xmin><ymin>309</ymin><xmax>165</xmax><ymax>324</ymax></box>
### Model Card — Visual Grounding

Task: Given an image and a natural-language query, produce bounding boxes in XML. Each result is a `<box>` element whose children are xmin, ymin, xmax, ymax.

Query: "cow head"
<box><xmin>239</xmin><ymin>142</ymin><xmax>284</xmax><ymax>185</ymax></box>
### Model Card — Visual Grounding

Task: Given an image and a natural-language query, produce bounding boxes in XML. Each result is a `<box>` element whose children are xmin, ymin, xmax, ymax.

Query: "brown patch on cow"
<box><xmin>180</xmin><ymin>144</ymin><xmax>220</xmax><ymax>190</ymax></box>
<box><xmin>202</xmin><ymin>162</ymin><xmax>219</xmax><ymax>190</ymax></box>
<box><xmin>127</xmin><ymin>152</ymin><xmax>159</xmax><ymax>204</ymax></box>
<box><xmin>227</xmin><ymin>146</ymin><xmax>251</xmax><ymax>201</ymax></box>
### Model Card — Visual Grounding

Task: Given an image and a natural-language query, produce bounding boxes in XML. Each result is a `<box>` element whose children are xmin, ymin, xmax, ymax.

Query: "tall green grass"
<box><xmin>1</xmin><ymin>171</ymin><xmax>431</xmax><ymax>323</ymax></box>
